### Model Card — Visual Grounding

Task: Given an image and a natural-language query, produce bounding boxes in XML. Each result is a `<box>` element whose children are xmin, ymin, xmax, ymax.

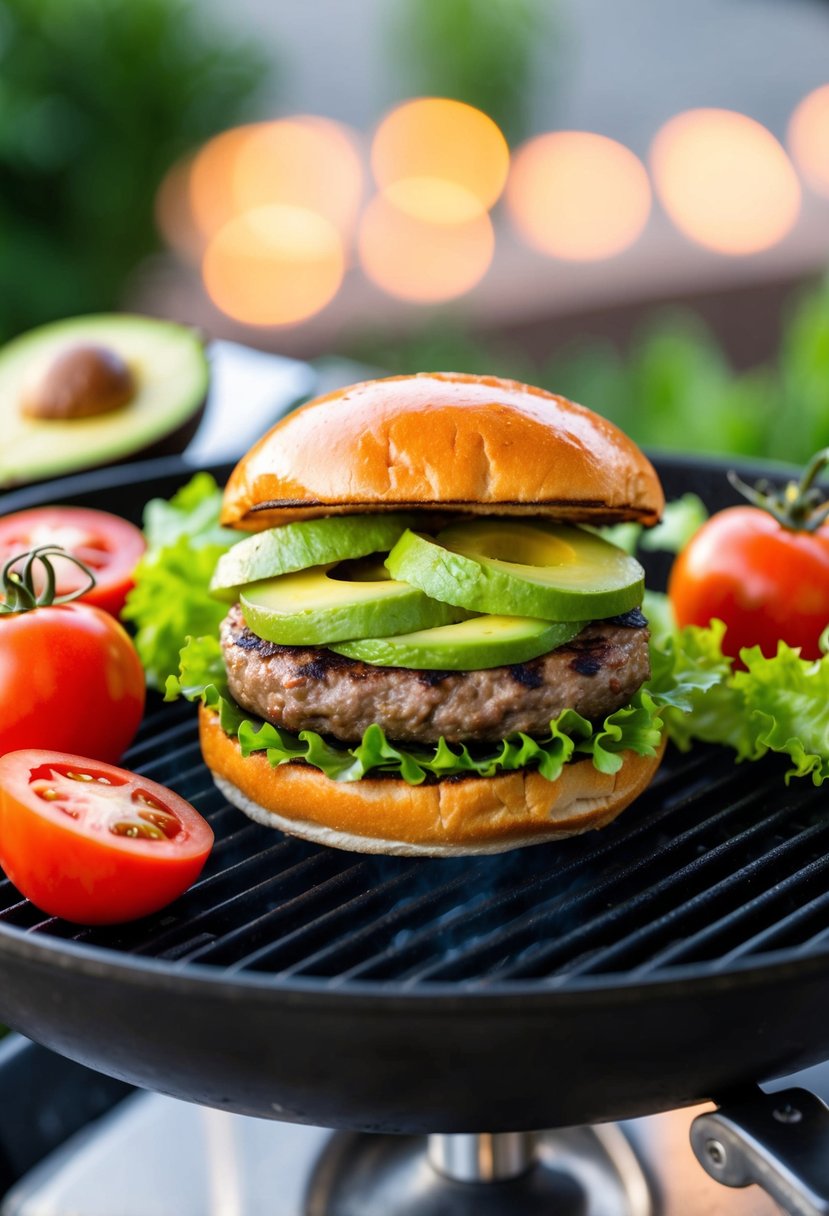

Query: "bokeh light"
<box><xmin>203</xmin><ymin>204</ymin><xmax>345</xmax><ymax>326</ymax></box>
<box><xmin>506</xmin><ymin>132</ymin><xmax>651</xmax><ymax>260</ymax></box>
<box><xmin>358</xmin><ymin>196</ymin><xmax>494</xmax><ymax>302</ymax></box>
<box><xmin>788</xmin><ymin>85</ymin><xmax>829</xmax><ymax>199</ymax></box>
<box><xmin>372</xmin><ymin>98</ymin><xmax>509</xmax><ymax>223</ymax></box>
<box><xmin>233</xmin><ymin>117</ymin><xmax>363</xmax><ymax>238</ymax></box>
<box><xmin>189</xmin><ymin>124</ymin><xmax>261</xmax><ymax>239</ymax></box>
<box><xmin>154</xmin><ymin>154</ymin><xmax>202</xmax><ymax>264</ymax></box>
<box><xmin>187</xmin><ymin>117</ymin><xmax>363</xmax><ymax>244</ymax></box>
<box><xmin>650</xmin><ymin>109</ymin><xmax>801</xmax><ymax>255</ymax></box>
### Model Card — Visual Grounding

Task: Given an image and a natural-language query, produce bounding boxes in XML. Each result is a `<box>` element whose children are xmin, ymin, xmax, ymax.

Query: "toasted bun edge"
<box><xmin>199</xmin><ymin>705</ymin><xmax>665</xmax><ymax>856</ymax></box>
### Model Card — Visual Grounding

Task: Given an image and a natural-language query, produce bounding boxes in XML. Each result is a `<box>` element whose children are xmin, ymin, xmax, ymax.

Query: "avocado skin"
<box><xmin>386</xmin><ymin>522</ymin><xmax>644</xmax><ymax>622</ymax></box>
<box><xmin>211</xmin><ymin>514</ymin><xmax>420</xmax><ymax>601</ymax></box>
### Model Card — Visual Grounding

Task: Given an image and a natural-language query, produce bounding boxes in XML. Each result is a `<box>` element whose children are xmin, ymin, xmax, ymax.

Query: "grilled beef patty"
<box><xmin>220</xmin><ymin>604</ymin><xmax>650</xmax><ymax>745</ymax></box>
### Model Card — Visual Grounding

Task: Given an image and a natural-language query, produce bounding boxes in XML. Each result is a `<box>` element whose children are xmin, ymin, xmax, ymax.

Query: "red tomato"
<box><xmin>669</xmin><ymin>505</ymin><xmax>829</xmax><ymax>660</ymax></box>
<box><xmin>0</xmin><ymin>507</ymin><xmax>146</xmax><ymax>617</ymax></box>
<box><xmin>0</xmin><ymin>602</ymin><xmax>145</xmax><ymax>761</ymax></box>
<box><xmin>0</xmin><ymin>751</ymin><xmax>213</xmax><ymax>923</ymax></box>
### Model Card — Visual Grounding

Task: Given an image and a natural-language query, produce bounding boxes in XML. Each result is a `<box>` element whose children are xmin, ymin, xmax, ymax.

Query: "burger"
<box><xmin>195</xmin><ymin>372</ymin><xmax>666</xmax><ymax>856</ymax></box>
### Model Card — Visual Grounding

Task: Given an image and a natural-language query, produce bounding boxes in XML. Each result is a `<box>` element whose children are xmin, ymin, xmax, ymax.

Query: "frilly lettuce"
<box><xmin>123</xmin><ymin>475</ymin><xmax>240</xmax><ymax>688</ymax></box>
<box><xmin>166</xmin><ymin>612</ymin><xmax>829</xmax><ymax>787</ymax></box>
<box><xmin>646</xmin><ymin>595</ymin><xmax>829</xmax><ymax>784</ymax></box>
<box><xmin>166</xmin><ymin>635</ymin><xmax>670</xmax><ymax>786</ymax></box>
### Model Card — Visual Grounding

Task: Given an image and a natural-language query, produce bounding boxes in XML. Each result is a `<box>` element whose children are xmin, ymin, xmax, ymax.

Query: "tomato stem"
<box><xmin>0</xmin><ymin>546</ymin><xmax>97</xmax><ymax>614</ymax></box>
<box><xmin>728</xmin><ymin>448</ymin><xmax>829</xmax><ymax>533</ymax></box>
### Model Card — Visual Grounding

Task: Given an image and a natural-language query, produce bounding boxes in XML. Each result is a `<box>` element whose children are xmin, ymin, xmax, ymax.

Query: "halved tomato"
<box><xmin>0</xmin><ymin>752</ymin><xmax>213</xmax><ymax>924</ymax></box>
<box><xmin>0</xmin><ymin>507</ymin><xmax>146</xmax><ymax>617</ymax></box>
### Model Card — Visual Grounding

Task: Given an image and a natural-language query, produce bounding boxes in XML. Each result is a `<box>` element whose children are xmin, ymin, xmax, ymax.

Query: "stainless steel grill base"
<box><xmin>307</xmin><ymin>1126</ymin><xmax>654</xmax><ymax>1215</ymax></box>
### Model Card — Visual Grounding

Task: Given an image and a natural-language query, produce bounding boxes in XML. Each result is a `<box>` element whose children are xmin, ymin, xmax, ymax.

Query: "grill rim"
<box><xmin>2</xmin><ymin>450</ymin><xmax>829</xmax><ymax>1006</ymax></box>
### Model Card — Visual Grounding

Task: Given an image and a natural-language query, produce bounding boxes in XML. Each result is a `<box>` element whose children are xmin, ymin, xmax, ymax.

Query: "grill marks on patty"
<box><xmin>220</xmin><ymin>604</ymin><xmax>650</xmax><ymax>746</ymax></box>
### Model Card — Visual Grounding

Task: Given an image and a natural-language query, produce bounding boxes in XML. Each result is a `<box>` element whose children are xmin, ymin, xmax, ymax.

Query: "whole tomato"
<box><xmin>0</xmin><ymin>546</ymin><xmax>145</xmax><ymax>761</ymax></box>
<box><xmin>669</xmin><ymin>453</ymin><xmax>829</xmax><ymax>660</ymax></box>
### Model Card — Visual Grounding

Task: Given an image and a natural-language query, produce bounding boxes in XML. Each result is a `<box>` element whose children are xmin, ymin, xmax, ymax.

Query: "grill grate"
<box><xmin>2</xmin><ymin>697</ymin><xmax>828</xmax><ymax>991</ymax></box>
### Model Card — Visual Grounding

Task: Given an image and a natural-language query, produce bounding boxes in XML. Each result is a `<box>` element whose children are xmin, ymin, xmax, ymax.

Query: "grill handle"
<box><xmin>691</xmin><ymin>1086</ymin><xmax>829</xmax><ymax>1216</ymax></box>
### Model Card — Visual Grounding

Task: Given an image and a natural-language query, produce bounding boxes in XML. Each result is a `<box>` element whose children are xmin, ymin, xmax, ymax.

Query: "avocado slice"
<box><xmin>0</xmin><ymin>314</ymin><xmax>209</xmax><ymax>489</ymax></box>
<box><xmin>331</xmin><ymin>614</ymin><xmax>584</xmax><ymax>670</ymax></box>
<box><xmin>240</xmin><ymin>559</ymin><xmax>469</xmax><ymax>646</ymax></box>
<box><xmin>385</xmin><ymin>521</ymin><xmax>644</xmax><ymax>621</ymax></box>
<box><xmin>211</xmin><ymin>513</ymin><xmax>419</xmax><ymax>601</ymax></box>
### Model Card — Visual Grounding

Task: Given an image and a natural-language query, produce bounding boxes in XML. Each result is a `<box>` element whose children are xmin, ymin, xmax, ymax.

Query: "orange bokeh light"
<box><xmin>233</xmin><ymin>117</ymin><xmax>364</xmax><ymax>237</ymax></box>
<box><xmin>189</xmin><ymin>124</ymin><xmax>261</xmax><ymax>239</ymax></box>
<box><xmin>188</xmin><ymin>117</ymin><xmax>363</xmax><ymax>245</ymax></box>
<box><xmin>506</xmin><ymin>132</ymin><xmax>651</xmax><ymax>260</ymax></box>
<box><xmin>372</xmin><ymin>98</ymin><xmax>509</xmax><ymax>223</ymax></box>
<box><xmin>358</xmin><ymin>196</ymin><xmax>494</xmax><ymax>302</ymax></box>
<box><xmin>650</xmin><ymin>109</ymin><xmax>801</xmax><ymax>255</ymax></box>
<box><xmin>788</xmin><ymin>84</ymin><xmax>829</xmax><ymax>199</ymax></box>
<box><xmin>202</xmin><ymin>204</ymin><xmax>345</xmax><ymax>326</ymax></box>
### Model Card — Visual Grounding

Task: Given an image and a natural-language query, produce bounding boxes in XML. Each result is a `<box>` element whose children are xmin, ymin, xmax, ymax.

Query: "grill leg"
<box><xmin>428</xmin><ymin>1131</ymin><xmax>535</xmax><ymax>1182</ymax></box>
<box><xmin>305</xmin><ymin>1125</ymin><xmax>655</xmax><ymax>1215</ymax></box>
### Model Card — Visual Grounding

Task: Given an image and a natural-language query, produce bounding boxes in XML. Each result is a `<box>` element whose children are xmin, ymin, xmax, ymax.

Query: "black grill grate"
<box><xmin>2</xmin><ymin>696</ymin><xmax>829</xmax><ymax>990</ymax></box>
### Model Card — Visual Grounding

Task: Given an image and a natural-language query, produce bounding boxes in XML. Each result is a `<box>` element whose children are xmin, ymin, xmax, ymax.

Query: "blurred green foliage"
<box><xmin>390</xmin><ymin>0</ymin><xmax>551</xmax><ymax>140</ymax></box>
<box><xmin>0</xmin><ymin>0</ymin><xmax>268</xmax><ymax>341</ymax></box>
<box><xmin>347</xmin><ymin>276</ymin><xmax>829</xmax><ymax>464</ymax></box>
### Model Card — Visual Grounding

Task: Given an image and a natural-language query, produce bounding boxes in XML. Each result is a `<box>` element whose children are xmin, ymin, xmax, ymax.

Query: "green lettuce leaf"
<box><xmin>168</xmin><ymin>635</ymin><xmax>666</xmax><ymax>786</ymax></box>
<box><xmin>648</xmin><ymin>619</ymin><xmax>829</xmax><ymax>785</ymax></box>
<box><xmin>123</xmin><ymin>475</ymin><xmax>240</xmax><ymax>688</ymax></box>
<box><xmin>600</xmin><ymin>494</ymin><xmax>708</xmax><ymax>556</ymax></box>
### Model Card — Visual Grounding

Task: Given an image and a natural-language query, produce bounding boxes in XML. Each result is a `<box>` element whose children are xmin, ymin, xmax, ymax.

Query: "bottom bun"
<box><xmin>199</xmin><ymin>706</ymin><xmax>666</xmax><ymax>857</ymax></box>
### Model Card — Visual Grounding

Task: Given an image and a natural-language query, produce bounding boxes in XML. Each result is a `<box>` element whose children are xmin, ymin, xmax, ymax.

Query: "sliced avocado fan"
<box><xmin>386</xmin><ymin>520</ymin><xmax>644</xmax><ymax>622</ymax></box>
<box><xmin>211</xmin><ymin>513</ymin><xmax>419</xmax><ymax>601</ymax></box>
<box><xmin>240</xmin><ymin>558</ymin><xmax>470</xmax><ymax>646</ymax></box>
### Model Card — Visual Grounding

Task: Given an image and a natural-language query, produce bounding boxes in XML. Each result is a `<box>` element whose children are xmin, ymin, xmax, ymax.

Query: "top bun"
<box><xmin>221</xmin><ymin>372</ymin><xmax>664</xmax><ymax>530</ymax></box>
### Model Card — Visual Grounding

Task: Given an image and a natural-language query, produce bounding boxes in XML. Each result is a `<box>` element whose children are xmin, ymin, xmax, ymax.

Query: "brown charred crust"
<box><xmin>294</xmin><ymin>651</ymin><xmax>356</xmax><ymax>679</ymax></box>
<box><xmin>508</xmin><ymin>661</ymin><xmax>545</xmax><ymax>689</ymax></box>
<box><xmin>568</xmin><ymin>653</ymin><xmax>605</xmax><ymax>676</ymax></box>
<box><xmin>608</xmin><ymin>606</ymin><xmax>648</xmax><ymax>629</ymax></box>
<box><xmin>561</xmin><ymin>634</ymin><xmax>612</xmax><ymax>678</ymax></box>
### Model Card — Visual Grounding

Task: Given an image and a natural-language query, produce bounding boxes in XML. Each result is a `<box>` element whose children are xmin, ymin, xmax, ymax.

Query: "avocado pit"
<box><xmin>22</xmin><ymin>343</ymin><xmax>136</xmax><ymax>421</ymax></box>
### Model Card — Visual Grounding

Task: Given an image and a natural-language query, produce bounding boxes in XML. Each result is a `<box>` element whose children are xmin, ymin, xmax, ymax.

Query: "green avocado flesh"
<box><xmin>211</xmin><ymin>513</ymin><xmax>419</xmax><ymax>601</ymax></box>
<box><xmin>331</xmin><ymin>615</ymin><xmax>584</xmax><ymax>670</ymax></box>
<box><xmin>385</xmin><ymin>520</ymin><xmax>644</xmax><ymax>621</ymax></box>
<box><xmin>0</xmin><ymin>314</ymin><xmax>208</xmax><ymax>489</ymax></box>
<box><xmin>240</xmin><ymin>559</ymin><xmax>469</xmax><ymax>646</ymax></box>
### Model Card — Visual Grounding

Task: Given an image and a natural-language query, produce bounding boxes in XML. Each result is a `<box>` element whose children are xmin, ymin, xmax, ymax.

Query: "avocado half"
<box><xmin>0</xmin><ymin>314</ymin><xmax>209</xmax><ymax>489</ymax></box>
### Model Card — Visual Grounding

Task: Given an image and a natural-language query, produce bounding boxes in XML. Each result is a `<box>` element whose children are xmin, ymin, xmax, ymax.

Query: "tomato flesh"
<box><xmin>0</xmin><ymin>602</ymin><xmax>145</xmax><ymax>762</ymax></box>
<box><xmin>0</xmin><ymin>507</ymin><xmax>146</xmax><ymax>617</ymax></box>
<box><xmin>669</xmin><ymin>506</ymin><xmax>829</xmax><ymax>660</ymax></box>
<box><xmin>0</xmin><ymin>752</ymin><xmax>213</xmax><ymax>924</ymax></box>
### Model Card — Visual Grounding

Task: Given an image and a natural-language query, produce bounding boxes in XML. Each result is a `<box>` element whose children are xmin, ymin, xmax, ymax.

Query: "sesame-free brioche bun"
<box><xmin>221</xmin><ymin>372</ymin><xmax>664</xmax><ymax>531</ymax></box>
<box><xmin>200</xmin><ymin>706</ymin><xmax>666</xmax><ymax>857</ymax></box>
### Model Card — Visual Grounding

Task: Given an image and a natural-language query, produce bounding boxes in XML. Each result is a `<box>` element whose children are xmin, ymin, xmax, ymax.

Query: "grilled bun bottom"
<box><xmin>199</xmin><ymin>706</ymin><xmax>666</xmax><ymax>857</ymax></box>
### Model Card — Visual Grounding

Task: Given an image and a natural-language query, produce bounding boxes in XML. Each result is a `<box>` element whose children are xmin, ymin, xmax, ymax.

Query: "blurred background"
<box><xmin>2</xmin><ymin>0</ymin><xmax>829</xmax><ymax>463</ymax></box>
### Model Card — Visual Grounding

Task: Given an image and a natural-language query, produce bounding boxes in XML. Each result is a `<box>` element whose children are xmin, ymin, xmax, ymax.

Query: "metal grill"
<box><xmin>2</xmin><ymin>694</ymin><xmax>828</xmax><ymax>990</ymax></box>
